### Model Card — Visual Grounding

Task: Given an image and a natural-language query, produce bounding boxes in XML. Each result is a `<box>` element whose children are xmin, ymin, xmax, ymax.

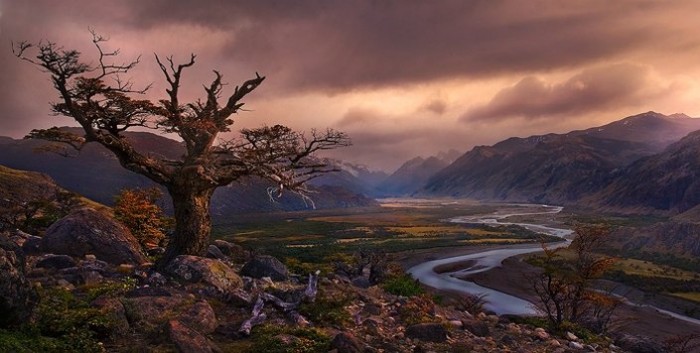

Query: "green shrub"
<box><xmin>248</xmin><ymin>325</ymin><xmax>330</xmax><ymax>353</ymax></box>
<box><xmin>299</xmin><ymin>290</ymin><xmax>354</xmax><ymax>326</ymax></box>
<box><xmin>382</xmin><ymin>273</ymin><xmax>423</xmax><ymax>297</ymax></box>
<box><xmin>33</xmin><ymin>288</ymin><xmax>115</xmax><ymax>352</ymax></box>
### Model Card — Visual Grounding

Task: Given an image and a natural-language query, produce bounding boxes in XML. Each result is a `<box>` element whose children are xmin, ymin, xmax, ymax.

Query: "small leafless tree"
<box><xmin>13</xmin><ymin>31</ymin><xmax>350</xmax><ymax>264</ymax></box>
<box><xmin>532</xmin><ymin>224</ymin><xmax>618</xmax><ymax>331</ymax></box>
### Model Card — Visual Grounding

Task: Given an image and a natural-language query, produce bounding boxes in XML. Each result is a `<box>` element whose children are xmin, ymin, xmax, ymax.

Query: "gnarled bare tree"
<box><xmin>14</xmin><ymin>32</ymin><xmax>350</xmax><ymax>264</ymax></box>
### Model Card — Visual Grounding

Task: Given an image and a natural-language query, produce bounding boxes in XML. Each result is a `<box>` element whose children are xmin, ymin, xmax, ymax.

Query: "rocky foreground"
<box><xmin>0</xmin><ymin>208</ymin><xmax>668</xmax><ymax>352</ymax></box>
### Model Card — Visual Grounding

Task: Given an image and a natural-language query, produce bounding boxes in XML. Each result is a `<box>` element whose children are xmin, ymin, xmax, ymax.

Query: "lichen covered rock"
<box><xmin>41</xmin><ymin>208</ymin><xmax>146</xmax><ymax>264</ymax></box>
<box><xmin>165</xmin><ymin>255</ymin><xmax>243</xmax><ymax>293</ymax></box>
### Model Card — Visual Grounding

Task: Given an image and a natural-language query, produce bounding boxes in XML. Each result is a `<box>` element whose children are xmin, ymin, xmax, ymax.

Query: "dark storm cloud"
<box><xmin>460</xmin><ymin>64</ymin><xmax>672</xmax><ymax>122</ymax></box>
<box><xmin>4</xmin><ymin>1</ymin><xmax>691</xmax><ymax>92</ymax></box>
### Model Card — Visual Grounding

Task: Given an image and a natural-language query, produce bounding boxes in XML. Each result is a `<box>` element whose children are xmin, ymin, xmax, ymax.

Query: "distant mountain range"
<box><xmin>5</xmin><ymin>111</ymin><xmax>700</xmax><ymax>216</ymax></box>
<box><xmin>374</xmin><ymin>150</ymin><xmax>460</xmax><ymax>196</ymax></box>
<box><xmin>0</xmin><ymin>129</ymin><xmax>378</xmax><ymax>217</ymax></box>
<box><xmin>422</xmin><ymin>111</ymin><xmax>700</xmax><ymax>214</ymax></box>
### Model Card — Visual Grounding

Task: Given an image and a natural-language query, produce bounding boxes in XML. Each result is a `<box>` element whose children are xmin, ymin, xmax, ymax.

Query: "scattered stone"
<box><xmin>405</xmin><ymin>323</ymin><xmax>448</xmax><ymax>343</ymax></box>
<box><xmin>331</xmin><ymin>332</ymin><xmax>363</xmax><ymax>353</ymax></box>
<box><xmin>463</xmin><ymin>319</ymin><xmax>490</xmax><ymax>337</ymax></box>
<box><xmin>41</xmin><ymin>208</ymin><xmax>147</xmax><ymax>264</ymax></box>
<box><xmin>566</xmin><ymin>331</ymin><xmax>579</xmax><ymax>341</ymax></box>
<box><xmin>55</xmin><ymin>278</ymin><xmax>75</xmax><ymax>291</ymax></box>
<box><xmin>549</xmin><ymin>339</ymin><xmax>561</xmax><ymax>347</ymax></box>
<box><xmin>35</xmin><ymin>254</ymin><xmax>77</xmax><ymax>270</ymax></box>
<box><xmin>116</xmin><ymin>264</ymin><xmax>135</xmax><ymax>274</ymax></box>
<box><xmin>351</xmin><ymin>276</ymin><xmax>371</xmax><ymax>288</ymax></box>
<box><xmin>147</xmin><ymin>272</ymin><xmax>167</xmax><ymax>287</ymax></box>
<box><xmin>585</xmin><ymin>344</ymin><xmax>598</xmax><ymax>352</ymax></box>
<box><xmin>80</xmin><ymin>270</ymin><xmax>103</xmax><ymax>285</ymax></box>
<box><xmin>240</xmin><ymin>255</ymin><xmax>290</xmax><ymax>281</ymax></box>
<box><xmin>165</xmin><ymin>255</ymin><xmax>243</xmax><ymax>294</ymax></box>
<box><xmin>168</xmin><ymin>320</ymin><xmax>216</xmax><ymax>353</ymax></box>
<box><xmin>533</xmin><ymin>327</ymin><xmax>549</xmax><ymax>340</ymax></box>
<box><xmin>501</xmin><ymin>334</ymin><xmax>516</xmax><ymax>345</ymax></box>
<box><xmin>448</xmin><ymin>319</ymin><xmax>464</xmax><ymax>329</ymax></box>
<box><xmin>569</xmin><ymin>341</ymin><xmax>584</xmax><ymax>350</ymax></box>
<box><xmin>0</xmin><ymin>237</ymin><xmax>37</xmax><ymax>327</ymax></box>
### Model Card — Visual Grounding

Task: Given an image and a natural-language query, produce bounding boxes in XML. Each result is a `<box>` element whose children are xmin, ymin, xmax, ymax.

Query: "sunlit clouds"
<box><xmin>2</xmin><ymin>1</ymin><xmax>700</xmax><ymax>171</ymax></box>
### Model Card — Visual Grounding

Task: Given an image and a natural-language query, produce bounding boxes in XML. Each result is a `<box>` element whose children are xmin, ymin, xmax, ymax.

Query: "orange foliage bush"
<box><xmin>114</xmin><ymin>187</ymin><xmax>172</xmax><ymax>249</ymax></box>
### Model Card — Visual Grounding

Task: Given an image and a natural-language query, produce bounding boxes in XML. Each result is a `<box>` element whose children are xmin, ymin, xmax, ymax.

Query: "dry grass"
<box><xmin>669</xmin><ymin>292</ymin><xmax>700</xmax><ymax>303</ymax></box>
<box><xmin>613</xmin><ymin>258</ymin><xmax>698</xmax><ymax>281</ymax></box>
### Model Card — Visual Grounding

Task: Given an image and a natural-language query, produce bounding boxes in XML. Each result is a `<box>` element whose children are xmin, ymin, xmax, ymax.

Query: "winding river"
<box><xmin>407</xmin><ymin>203</ymin><xmax>700</xmax><ymax>326</ymax></box>
<box><xmin>408</xmin><ymin>204</ymin><xmax>572</xmax><ymax>315</ymax></box>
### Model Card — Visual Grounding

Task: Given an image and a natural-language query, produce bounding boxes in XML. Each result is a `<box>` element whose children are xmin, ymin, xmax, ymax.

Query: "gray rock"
<box><xmin>463</xmin><ymin>319</ymin><xmax>490</xmax><ymax>337</ymax></box>
<box><xmin>168</xmin><ymin>320</ymin><xmax>216</xmax><ymax>353</ymax></box>
<box><xmin>241</xmin><ymin>255</ymin><xmax>290</xmax><ymax>281</ymax></box>
<box><xmin>206</xmin><ymin>245</ymin><xmax>228</xmax><ymax>261</ymax></box>
<box><xmin>91</xmin><ymin>296</ymin><xmax>130</xmax><ymax>336</ymax></box>
<box><xmin>351</xmin><ymin>276</ymin><xmax>371</xmax><ymax>288</ymax></box>
<box><xmin>41</xmin><ymin>208</ymin><xmax>146</xmax><ymax>264</ymax></box>
<box><xmin>212</xmin><ymin>240</ymin><xmax>247</xmax><ymax>260</ymax></box>
<box><xmin>165</xmin><ymin>255</ymin><xmax>243</xmax><ymax>293</ymax></box>
<box><xmin>569</xmin><ymin>341</ymin><xmax>585</xmax><ymax>350</ymax></box>
<box><xmin>181</xmin><ymin>300</ymin><xmax>218</xmax><ymax>334</ymax></box>
<box><xmin>0</xmin><ymin>237</ymin><xmax>37</xmax><ymax>327</ymax></box>
<box><xmin>36</xmin><ymin>254</ymin><xmax>77</xmax><ymax>270</ymax></box>
<box><xmin>331</xmin><ymin>332</ymin><xmax>363</xmax><ymax>353</ymax></box>
<box><xmin>405</xmin><ymin>323</ymin><xmax>448</xmax><ymax>343</ymax></box>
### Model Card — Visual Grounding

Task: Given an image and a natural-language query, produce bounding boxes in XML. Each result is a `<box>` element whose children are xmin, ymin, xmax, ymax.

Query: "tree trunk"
<box><xmin>160</xmin><ymin>185</ymin><xmax>215</xmax><ymax>265</ymax></box>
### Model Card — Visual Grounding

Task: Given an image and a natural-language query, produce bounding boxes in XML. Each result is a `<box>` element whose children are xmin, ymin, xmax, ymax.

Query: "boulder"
<box><xmin>240</xmin><ymin>255</ymin><xmax>290</xmax><ymax>281</ymax></box>
<box><xmin>212</xmin><ymin>240</ymin><xmax>247</xmax><ymax>261</ymax></box>
<box><xmin>91</xmin><ymin>296</ymin><xmax>130</xmax><ymax>336</ymax></box>
<box><xmin>165</xmin><ymin>255</ymin><xmax>243</xmax><ymax>293</ymax></box>
<box><xmin>35</xmin><ymin>254</ymin><xmax>77</xmax><ymax>270</ymax></box>
<box><xmin>180</xmin><ymin>300</ymin><xmax>218</xmax><ymax>334</ymax></box>
<box><xmin>405</xmin><ymin>323</ymin><xmax>448</xmax><ymax>343</ymax></box>
<box><xmin>330</xmin><ymin>332</ymin><xmax>363</xmax><ymax>353</ymax></box>
<box><xmin>41</xmin><ymin>208</ymin><xmax>146</xmax><ymax>264</ymax></box>
<box><xmin>168</xmin><ymin>320</ymin><xmax>216</xmax><ymax>353</ymax></box>
<box><xmin>0</xmin><ymin>237</ymin><xmax>37</xmax><ymax>327</ymax></box>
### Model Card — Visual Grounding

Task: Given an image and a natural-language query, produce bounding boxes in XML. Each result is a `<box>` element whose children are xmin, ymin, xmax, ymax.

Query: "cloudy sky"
<box><xmin>2</xmin><ymin>1</ymin><xmax>700</xmax><ymax>172</ymax></box>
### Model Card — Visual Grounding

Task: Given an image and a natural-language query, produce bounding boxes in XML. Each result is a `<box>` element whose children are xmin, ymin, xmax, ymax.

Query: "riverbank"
<box><xmin>406</xmin><ymin>246</ymin><xmax>700</xmax><ymax>342</ymax></box>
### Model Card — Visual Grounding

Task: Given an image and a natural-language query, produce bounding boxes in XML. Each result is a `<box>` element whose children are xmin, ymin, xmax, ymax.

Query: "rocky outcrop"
<box><xmin>41</xmin><ymin>208</ymin><xmax>146</xmax><ymax>265</ymax></box>
<box><xmin>165</xmin><ymin>255</ymin><xmax>243</xmax><ymax>294</ymax></box>
<box><xmin>0</xmin><ymin>236</ymin><xmax>37</xmax><ymax>327</ymax></box>
<box><xmin>240</xmin><ymin>255</ymin><xmax>290</xmax><ymax>281</ymax></box>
